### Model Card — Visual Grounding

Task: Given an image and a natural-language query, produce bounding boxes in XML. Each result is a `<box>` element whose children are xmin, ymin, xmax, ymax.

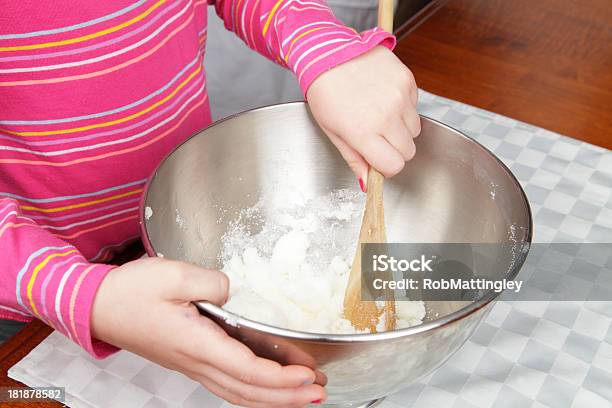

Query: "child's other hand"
<box><xmin>92</xmin><ymin>258</ymin><xmax>325</xmax><ymax>407</ymax></box>
<box><xmin>307</xmin><ymin>46</ymin><xmax>420</xmax><ymax>185</ymax></box>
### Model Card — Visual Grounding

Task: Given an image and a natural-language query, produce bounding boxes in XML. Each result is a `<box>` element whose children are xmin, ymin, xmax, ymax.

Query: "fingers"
<box><xmin>196</xmin><ymin>364</ymin><xmax>324</xmax><ymax>407</ymax></box>
<box><xmin>403</xmin><ymin>111</ymin><xmax>422</xmax><ymax>139</ymax></box>
<box><xmin>209</xmin><ymin>332</ymin><xmax>316</xmax><ymax>388</ymax></box>
<box><xmin>393</xmin><ymin>61</ymin><xmax>418</xmax><ymax>107</ymax></box>
<box><xmin>165</xmin><ymin>261</ymin><xmax>229</xmax><ymax>305</ymax></box>
<box><xmin>182</xmin><ymin>321</ymin><xmax>326</xmax><ymax>406</ymax></box>
<box><xmin>410</xmin><ymin>85</ymin><xmax>418</xmax><ymax>107</ymax></box>
<box><xmin>404</xmin><ymin>69</ymin><xmax>418</xmax><ymax>107</ymax></box>
<box><xmin>353</xmin><ymin>132</ymin><xmax>405</xmax><ymax>178</ymax></box>
<box><xmin>353</xmin><ymin>112</ymin><xmax>420</xmax><ymax>177</ymax></box>
<box><xmin>329</xmin><ymin>108</ymin><xmax>419</xmax><ymax>179</ymax></box>
<box><xmin>323</xmin><ymin>128</ymin><xmax>369</xmax><ymax>187</ymax></box>
<box><xmin>196</xmin><ymin>375</ymin><xmax>273</xmax><ymax>408</ymax></box>
<box><xmin>183</xmin><ymin>318</ymin><xmax>317</xmax><ymax>389</ymax></box>
<box><xmin>331</xmin><ymin>113</ymin><xmax>420</xmax><ymax>180</ymax></box>
<box><xmin>383</xmin><ymin>118</ymin><xmax>416</xmax><ymax>161</ymax></box>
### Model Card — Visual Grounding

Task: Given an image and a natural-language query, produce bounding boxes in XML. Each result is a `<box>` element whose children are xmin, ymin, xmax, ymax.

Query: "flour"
<box><xmin>175</xmin><ymin>209</ymin><xmax>188</xmax><ymax>230</ymax></box>
<box><xmin>220</xmin><ymin>189</ymin><xmax>425</xmax><ymax>334</ymax></box>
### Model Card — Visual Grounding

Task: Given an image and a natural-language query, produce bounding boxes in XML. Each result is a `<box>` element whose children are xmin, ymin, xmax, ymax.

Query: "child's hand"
<box><xmin>91</xmin><ymin>258</ymin><xmax>325</xmax><ymax>407</ymax></box>
<box><xmin>307</xmin><ymin>46</ymin><xmax>420</xmax><ymax>185</ymax></box>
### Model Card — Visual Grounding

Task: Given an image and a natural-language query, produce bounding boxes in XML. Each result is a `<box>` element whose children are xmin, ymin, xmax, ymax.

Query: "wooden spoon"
<box><xmin>343</xmin><ymin>0</ymin><xmax>396</xmax><ymax>333</ymax></box>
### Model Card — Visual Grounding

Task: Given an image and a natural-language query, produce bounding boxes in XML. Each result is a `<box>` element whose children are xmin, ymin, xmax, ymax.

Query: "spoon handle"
<box><xmin>368</xmin><ymin>0</ymin><xmax>394</xmax><ymax>203</ymax></box>
<box><xmin>374</xmin><ymin>0</ymin><xmax>396</xmax><ymax>331</ymax></box>
<box><xmin>377</xmin><ymin>0</ymin><xmax>394</xmax><ymax>32</ymax></box>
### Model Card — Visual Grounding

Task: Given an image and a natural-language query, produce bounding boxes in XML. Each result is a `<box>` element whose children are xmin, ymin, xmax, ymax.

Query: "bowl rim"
<box><xmin>139</xmin><ymin>101</ymin><xmax>533</xmax><ymax>343</ymax></box>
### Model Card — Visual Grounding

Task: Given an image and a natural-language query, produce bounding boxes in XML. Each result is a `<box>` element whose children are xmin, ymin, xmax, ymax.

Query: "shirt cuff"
<box><xmin>63</xmin><ymin>263</ymin><xmax>120</xmax><ymax>359</ymax></box>
<box><xmin>286</xmin><ymin>26</ymin><xmax>396</xmax><ymax>96</ymax></box>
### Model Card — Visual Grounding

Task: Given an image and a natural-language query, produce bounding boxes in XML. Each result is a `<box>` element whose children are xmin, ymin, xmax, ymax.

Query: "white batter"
<box><xmin>220</xmin><ymin>189</ymin><xmax>425</xmax><ymax>333</ymax></box>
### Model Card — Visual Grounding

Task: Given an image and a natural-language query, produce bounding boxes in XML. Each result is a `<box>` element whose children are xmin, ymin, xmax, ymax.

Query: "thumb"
<box><xmin>167</xmin><ymin>261</ymin><xmax>229</xmax><ymax>305</ymax></box>
<box><xmin>323</xmin><ymin>128</ymin><xmax>369</xmax><ymax>192</ymax></box>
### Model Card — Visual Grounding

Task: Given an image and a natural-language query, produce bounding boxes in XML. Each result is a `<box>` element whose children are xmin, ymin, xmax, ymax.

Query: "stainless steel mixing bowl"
<box><xmin>140</xmin><ymin>102</ymin><xmax>532</xmax><ymax>407</ymax></box>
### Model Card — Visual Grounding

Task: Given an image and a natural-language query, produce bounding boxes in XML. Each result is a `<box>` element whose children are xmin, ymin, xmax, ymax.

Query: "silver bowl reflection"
<box><xmin>140</xmin><ymin>102</ymin><xmax>532</xmax><ymax>407</ymax></box>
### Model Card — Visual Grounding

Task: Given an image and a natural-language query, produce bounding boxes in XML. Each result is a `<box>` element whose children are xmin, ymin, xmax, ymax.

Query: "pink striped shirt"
<box><xmin>0</xmin><ymin>0</ymin><xmax>394</xmax><ymax>357</ymax></box>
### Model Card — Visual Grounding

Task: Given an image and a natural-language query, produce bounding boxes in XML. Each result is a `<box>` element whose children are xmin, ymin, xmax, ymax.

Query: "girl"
<box><xmin>0</xmin><ymin>0</ymin><xmax>419</xmax><ymax>406</ymax></box>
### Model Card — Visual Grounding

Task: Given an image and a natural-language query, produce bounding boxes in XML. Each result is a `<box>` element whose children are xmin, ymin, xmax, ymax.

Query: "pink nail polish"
<box><xmin>358</xmin><ymin>178</ymin><xmax>366</xmax><ymax>193</ymax></box>
<box><xmin>311</xmin><ymin>399</ymin><xmax>322</xmax><ymax>404</ymax></box>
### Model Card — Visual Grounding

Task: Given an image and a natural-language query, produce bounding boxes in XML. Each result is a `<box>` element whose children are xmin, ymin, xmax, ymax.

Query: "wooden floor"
<box><xmin>395</xmin><ymin>0</ymin><xmax>612</xmax><ymax>149</ymax></box>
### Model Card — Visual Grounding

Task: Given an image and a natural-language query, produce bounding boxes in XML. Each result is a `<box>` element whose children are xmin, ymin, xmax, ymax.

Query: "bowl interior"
<box><xmin>142</xmin><ymin>102</ymin><xmax>531</xmax><ymax>326</ymax></box>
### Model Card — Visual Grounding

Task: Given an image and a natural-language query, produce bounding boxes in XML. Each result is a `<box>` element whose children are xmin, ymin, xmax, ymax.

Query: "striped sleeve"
<box><xmin>0</xmin><ymin>198</ymin><xmax>118</xmax><ymax>358</ymax></box>
<box><xmin>209</xmin><ymin>0</ymin><xmax>396</xmax><ymax>93</ymax></box>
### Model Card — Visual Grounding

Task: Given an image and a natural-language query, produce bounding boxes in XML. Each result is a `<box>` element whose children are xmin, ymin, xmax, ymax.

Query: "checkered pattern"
<box><xmin>9</xmin><ymin>90</ymin><xmax>612</xmax><ymax>408</ymax></box>
<box><xmin>505</xmin><ymin>242</ymin><xmax>612</xmax><ymax>305</ymax></box>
